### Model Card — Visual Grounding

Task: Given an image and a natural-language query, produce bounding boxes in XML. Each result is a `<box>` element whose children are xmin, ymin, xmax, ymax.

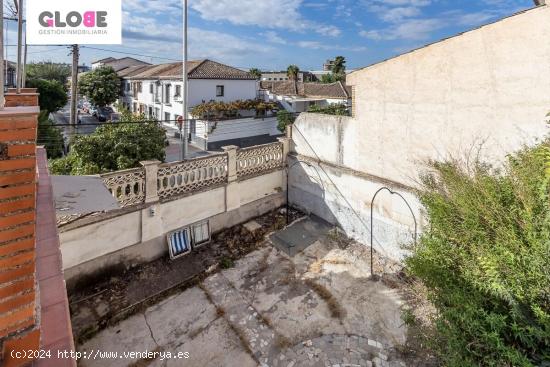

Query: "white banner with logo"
<box><xmin>26</xmin><ymin>0</ymin><xmax>122</xmax><ymax>45</ymax></box>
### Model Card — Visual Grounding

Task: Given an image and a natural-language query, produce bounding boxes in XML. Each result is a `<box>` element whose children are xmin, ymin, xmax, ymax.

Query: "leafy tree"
<box><xmin>26</xmin><ymin>79</ymin><xmax>67</xmax><ymax>113</ymax></box>
<box><xmin>307</xmin><ymin>104</ymin><xmax>349</xmax><ymax>116</ymax></box>
<box><xmin>406</xmin><ymin>141</ymin><xmax>550</xmax><ymax>366</ymax></box>
<box><xmin>331</xmin><ymin>56</ymin><xmax>346</xmax><ymax>75</ymax></box>
<box><xmin>249</xmin><ymin>68</ymin><xmax>262</xmax><ymax>79</ymax></box>
<box><xmin>26</xmin><ymin>61</ymin><xmax>71</xmax><ymax>86</ymax></box>
<box><xmin>277</xmin><ymin>110</ymin><xmax>296</xmax><ymax>133</ymax></box>
<box><xmin>320</xmin><ymin>56</ymin><xmax>346</xmax><ymax>84</ymax></box>
<box><xmin>37</xmin><ymin>111</ymin><xmax>64</xmax><ymax>159</ymax></box>
<box><xmin>78</xmin><ymin>66</ymin><xmax>120</xmax><ymax>107</ymax></box>
<box><xmin>287</xmin><ymin>65</ymin><xmax>300</xmax><ymax>81</ymax></box>
<box><xmin>49</xmin><ymin>112</ymin><xmax>167</xmax><ymax>175</ymax></box>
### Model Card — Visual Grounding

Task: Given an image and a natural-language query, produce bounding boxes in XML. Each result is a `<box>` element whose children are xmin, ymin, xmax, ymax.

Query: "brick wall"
<box><xmin>0</xmin><ymin>104</ymin><xmax>40</xmax><ymax>366</ymax></box>
<box><xmin>4</xmin><ymin>89</ymin><xmax>39</xmax><ymax>109</ymax></box>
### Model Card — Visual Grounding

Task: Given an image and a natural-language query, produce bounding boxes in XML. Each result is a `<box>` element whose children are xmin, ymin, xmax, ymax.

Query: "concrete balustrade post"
<box><xmin>222</xmin><ymin>145</ymin><xmax>239</xmax><ymax>183</ymax></box>
<box><xmin>140</xmin><ymin>160</ymin><xmax>161</xmax><ymax>203</ymax></box>
<box><xmin>222</xmin><ymin>145</ymin><xmax>240</xmax><ymax>211</ymax></box>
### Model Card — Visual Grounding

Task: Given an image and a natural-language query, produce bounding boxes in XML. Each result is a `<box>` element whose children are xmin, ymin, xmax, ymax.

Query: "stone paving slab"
<box><xmin>202</xmin><ymin>272</ymin><xmax>277</xmax><ymax>363</ymax></box>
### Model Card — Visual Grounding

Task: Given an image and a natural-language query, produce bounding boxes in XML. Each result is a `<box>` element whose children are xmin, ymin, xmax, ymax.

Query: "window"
<box><xmin>154</xmin><ymin>107</ymin><xmax>160</xmax><ymax>118</ymax></box>
<box><xmin>165</xmin><ymin>84</ymin><xmax>171</xmax><ymax>104</ymax></box>
<box><xmin>175</xmin><ymin>85</ymin><xmax>182</xmax><ymax>97</ymax></box>
<box><xmin>126</xmin><ymin>83</ymin><xmax>130</xmax><ymax>92</ymax></box>
<box><xmin>149</xmin><ymin>84</ymin><xmax>154</xmax><ymax>94</ymax></box>
<box><xmin>216</xmin><ymin>85</ymin><xmax>224</xmax><ymax>97</ymax></box>
<box><xmin>167</xmin><ymin>228</ymin><xmax>191</xmax><ymax>259</ymax></box>
<box><xmin>164</xmin><ymin>112</ymin><xmax>171</xmax><ymax>123</ymax></box>
<box><xmin>192</xmin><ymin>221</ymin><xmax>210</xmax><ymax>248</ymax></box>
<box><xmin>148</xmin><ymin>106</ymin><xmax>153</xmax><ymax>117</ymax></box>
<box><xmin>138</xmin><ymin>82</ymin><xmax>142</xmax><ymax>93</ymax></box>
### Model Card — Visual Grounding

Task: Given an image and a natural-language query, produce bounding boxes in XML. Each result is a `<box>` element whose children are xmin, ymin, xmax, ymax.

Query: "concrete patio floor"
<box><xmin>78</xmin><ymin>219</ymin><xmax>409</xmax><ymax>367</ymax></box>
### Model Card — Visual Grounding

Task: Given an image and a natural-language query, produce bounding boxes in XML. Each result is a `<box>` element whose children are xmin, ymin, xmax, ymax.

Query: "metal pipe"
<box><xmin>22</xmin><ymin>31</ymin><xmax>26</xmax><ymax>87</ymax></box>
<box><xmin>15</xmin><ymin>0</ymin><xmax>22</xmax><ymax>93</ymax></box>
<box><xmin>369</xmin><ymin>187</ymin><xmax>418</xmax><ymax>280</ymax></box>
<box><xmin>0</xmin><ymin>0</ymin><xmax>4</xmax><ymax>109</ymax></box>
<box><xmin>181</xmin><ymin>0</ymin><xmax>188</xmax><ymax>161</ymax></box>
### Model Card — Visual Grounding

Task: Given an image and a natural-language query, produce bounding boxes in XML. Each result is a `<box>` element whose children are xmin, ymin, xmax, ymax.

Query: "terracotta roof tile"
<box><xmin>121</xmin><ymin>59</ymin><xmax>255</xmax><ymax>80</ymax></box>
<box><xmin>261</xmin><ymin>80</ymin><xmax>350</xmax><ymax>99</ymax></box>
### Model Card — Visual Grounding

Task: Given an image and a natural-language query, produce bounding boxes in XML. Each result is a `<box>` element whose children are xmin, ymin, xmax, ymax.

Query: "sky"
<box><xmin>4</xmin><ymin>0</ymin><xmax>535</xmax><ymax>71</ymax></box>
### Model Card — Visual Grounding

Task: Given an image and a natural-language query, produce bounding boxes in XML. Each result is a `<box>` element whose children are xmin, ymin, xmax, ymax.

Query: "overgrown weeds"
<box><xmin>406</xmin><ymin>142</ymin><xmax>550</xmax><ymax>366</ymax></box>
<box><xmin>304</xmin><ymin>279</ymin><xmax>346</xmax><ymax>321</ymax></box>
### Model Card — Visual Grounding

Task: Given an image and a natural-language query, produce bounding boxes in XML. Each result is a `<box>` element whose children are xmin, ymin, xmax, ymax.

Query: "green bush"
<box><xmin>307</xmin><ymin>104</ymin><xmax>350</xmax><ymax>116</ymax></box>
<box><xmin>37</xmin><ymin>111</ymin><xmax>64</xmax><ymax>159</ymax></box>
<box><xmin>49</xmin><ymin>114</ymin><xmax>167</xmax><ymax>175</ymax></box>
<box><xmin>277</xmin><ymin>110</ymin><xmax>296</xmax><ymax>133</ymax></box>
<box><xmin>407</xmin><ymin>143</ymin><xmax>550</xmax><ymax>366</ymax></box>
<box><xmin>26</xmin><ymin>79</ymin><xmax>67</xmax><ymax>114</ymax></box>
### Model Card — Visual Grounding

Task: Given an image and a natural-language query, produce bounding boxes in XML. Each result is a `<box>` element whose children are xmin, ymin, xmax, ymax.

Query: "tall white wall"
<box><xmin>346</xmin><ymin>5</ymin><xmax>550</xmax><ymax>186</ymax></box>
<box><xmin>289</xmin><ymin>6</ymin><xmax>550</xmax><ymax>261</ymax></box>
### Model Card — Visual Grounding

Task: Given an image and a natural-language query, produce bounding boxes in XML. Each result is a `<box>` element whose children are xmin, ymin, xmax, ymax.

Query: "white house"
<box><xmin>117</xmin><ymin>59</ymin><xmax>281</xmax><ymax>150</ymax></box>
<box><xmin>261</xmin><ymin>80</ymin><xmax>352</xmax><ymax>113</ymax></box>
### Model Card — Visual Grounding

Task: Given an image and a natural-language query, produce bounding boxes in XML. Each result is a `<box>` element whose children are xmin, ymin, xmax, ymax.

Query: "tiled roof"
<box><xmin>120</xmin><ymin>59</ymin><xmax>256</xmax><ymax>80</ymax></box>
<box><xmin>101</xmin><ymin>57</ymin><xmax>151</xmax><ymax>72</ymax></box>
<box><xmin>92</xmin><ymin>57</ymin><xmax>116</xmax><ymax>64</ymax></box>
<box><xmin>261</xmin><ymin>80</ymin><xmax>350</xmax><ymax>99</ymax></box>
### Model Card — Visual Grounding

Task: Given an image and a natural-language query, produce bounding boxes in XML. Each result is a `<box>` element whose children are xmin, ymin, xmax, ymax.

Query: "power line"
<box><xmin>80</xmin><ymin>46</ymin><xmax>180</xmax><ymax>62</ymax></box>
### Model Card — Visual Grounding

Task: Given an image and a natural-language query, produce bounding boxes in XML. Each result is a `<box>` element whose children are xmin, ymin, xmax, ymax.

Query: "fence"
<box><xmin>102</xmin><ymin>141</ymin><xmax>287</xmax><ymax>207</ymax></box>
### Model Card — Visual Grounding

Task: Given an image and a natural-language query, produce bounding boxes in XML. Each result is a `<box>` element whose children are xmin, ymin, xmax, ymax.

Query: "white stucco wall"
<box><xmin>59</xmin><ymin>170</ymin><xmax>285</xmax><ymax>271</ymax></box>
<box><xmin>346</xmin><ymin>5</ymin><xmax>550</xmax><ymax>186</ymax></box>
<box><xmin>289</xmin><ymin>6</ymin><xmax>550</xmax><ymax>261</ymax></box>
<box><xmin>120</xmin><ymin>79</ymin><xmax>257</xmax><ymax>123</ymax></box>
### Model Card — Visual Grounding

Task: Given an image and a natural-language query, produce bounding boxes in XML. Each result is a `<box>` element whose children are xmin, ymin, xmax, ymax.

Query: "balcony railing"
<box><xmin>100</xmin><ymin>141</ymin><xmax>287</xmax><ymax>207</ymax></box>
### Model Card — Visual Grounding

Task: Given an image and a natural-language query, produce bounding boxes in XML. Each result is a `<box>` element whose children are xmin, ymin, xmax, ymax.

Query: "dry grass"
<box><xmin>304</xmin><ymin>279</ymin><xmax>346</xmax><ymax>320</ymax></box>
<box><xmin>257</xmin><ymin>251</ymin><xmax>271</xmax><ymax>273</ymax></box>
<box><xmin>198</xmin><ymin>282</ymin><xmax>259</xmax><ymax>364</ymax></box>
<box><xmin>275</xmin><ymin>334</ymin><xmax>293</xmax><ymax>350</ymax></box>
<box><xmin>280</xmin><ymin>261</ymin><xmax>298</xmax><ymax>287</ymax></box>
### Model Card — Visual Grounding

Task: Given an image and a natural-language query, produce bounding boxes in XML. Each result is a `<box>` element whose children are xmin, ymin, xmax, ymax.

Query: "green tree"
<box><xmin>78</xmin><ymin>66</ymin><xmax>120</xmax><ymax>107</ymax></box>
<box><xmin>49</xmin><ymin>113</ymin><xmax>167</xmax><ymax>175</ymax></box>
<box><xmin>249</xmin><ymin>68</ymin><xmax>262</xmax><ymax>79</ymax></box>
<box><xmin>26</xmin><ymin>62</ymin><xmax>71</xmax><ymax>86</ymax></box>
<box><xmin>37</xmin><ymin>111</ymin><xmax>64</xmax><ymax>159</ymax></box>
<box><xmin>406</xmin><ymin>141</ymin><xmax>550</xmax><ymax>366</ymax></box>
<box><xmin>331</xmin><ymin>56</ymin><xmax>346</xmax><ymax>75</ymax></box>
<box><xmin>26</xmin><ymin>79</ymin><xmax>67</xmax><ymax>113</ymax></box>
<box><xmin>287</xmin><ymin>65</ymin><xmax>300</xmax><ymax>81</ymax></box>
<box><xmin>277</xmin><ymin>110</ymin><xmax>296</xmax><ymax>133</ymax></box>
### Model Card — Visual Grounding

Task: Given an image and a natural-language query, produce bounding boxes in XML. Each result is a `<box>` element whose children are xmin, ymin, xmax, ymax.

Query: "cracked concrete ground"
<box><xmin>78</xmin><ymin>220</ymin><xmax>408</xmax><ymax>367</ymax></box>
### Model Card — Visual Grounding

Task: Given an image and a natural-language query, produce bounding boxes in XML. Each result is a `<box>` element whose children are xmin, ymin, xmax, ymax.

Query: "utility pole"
<box><xmin>70</xmin><ymin>44</ymin><xmax>79</xmax><ymax>127</ymax></box>
<box><xmin>22</xmin><ymin>32</ymin><xmax>26</xmax><ymax>87</ymax></box>
<box><xmin>15</xmin><ymin>0</ymin><xmax>22</xmax><ymax>93</ymax></box>
<box><xmin>181</xmin><ymin>0</ymin><xmax>188</xmax><ymax>161</ymax></box>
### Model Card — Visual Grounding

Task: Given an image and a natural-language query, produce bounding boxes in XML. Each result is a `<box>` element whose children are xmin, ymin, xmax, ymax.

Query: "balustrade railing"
<box><xmin>237</xmin><ymin>142</ymin><xmax>284</xmax><ymax>179</ymax></box>
<box><xmin>101</xmin><ymin>141</ymin><xmax>287</xmax><ymax>207</ymax></box>
<box><xmin>157</xmin><ymin>154</ymin><xmax>228</xmax><ymax>199</ymax></box>
<box><xmin>101</xmin><ymin>167</ymin><xmax>146</xmax><ymax>207</ymax></box>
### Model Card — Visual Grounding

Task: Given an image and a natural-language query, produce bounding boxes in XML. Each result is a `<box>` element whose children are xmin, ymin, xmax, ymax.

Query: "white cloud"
<box><xmin>379</xmin><ymin>6</ymin><xmax>421</xmax><ymax>22</ymax></box>
<box><xmin>190</xmin><ymin>0</ymin><xmax>341</xmax><ymax>37</ymax></box>
<box><xmin>297</xmin><ymin>41</ymin><xmax>367</xmax><ymax>52</ymax></box>
<box><xmin>360</xmin><ymin>18</ymin><xmax>443</xmax><ymax>40</ymax></box>
<box><xmin>262</xmin><ymin>31</ymin><xmax>287</xmax><ymax>44</ymax></box>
